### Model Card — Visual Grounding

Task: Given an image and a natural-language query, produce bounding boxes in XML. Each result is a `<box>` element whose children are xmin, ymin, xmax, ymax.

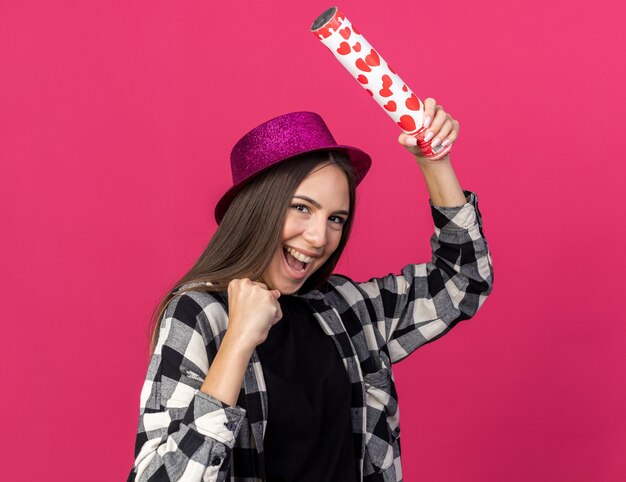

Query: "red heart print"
<box><xmin>397</xmin><ymin>115</ymin><xmax>416</xmax><ymax>131</ymax></box>
<box><xmin>357</xmin><ymin>74</ymin><xmax>368</xmax><ymax>84</ymax></box>
<box><xmin>384</xmin><ymin>100</ymin><xmax>397</xmax><ymax>112</ymax></box>
<box><xmin>353</xmin><ymin>42</ymin><xmax>361</xmax><ymax>52</ymax></box>
<box><xmin>352</xmin><ymin>24</ymin><xmax>360</xmax><ymax>34</ymax></box>
<box><xmin>336</xmin><ymin>42</ymin><xmax>351</xmax><ymax>55</ymax></box>
<box><xmin>365</xmin><ymin>89</ymin><xmax>373</xmax><ymax>97</ymax></box>
<box><xmin>387</xmin><ymin>63</ymin><xmax>396</xmax><ymax>74</ymax></box>
<box><xmin>379</xmin><ymin>74</ymin><xmax>393</xmax><ymax>97</ymax></box>
<box><xmin>355</xmin><ymin>58</ymin><xmax>371</xmax><ymax>72</ymax></box>
<box><xmin>339</xmin><ymin>27</ymin><xmax>351</xmax><ymax>39</ymax></box>
<box><xmin>405</xmin><ymin>94</ymin><xmax>421</xmax><ymax>111</ymax></box>
<box><xmin>365</xmin><ymin>49</ymin><xmax>380</xmax><ymax>67</ymax></box>
<box><xmin>402</xmin><ymin>85</ymin><xmax>408</xmax><ymax>92</ymax></box>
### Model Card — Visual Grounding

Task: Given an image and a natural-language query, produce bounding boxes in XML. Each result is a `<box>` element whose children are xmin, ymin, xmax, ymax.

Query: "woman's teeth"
<box><xmin>286</xmin><ymin>247</ymin><xmax>314</xmax><ymax>264</ymax></box>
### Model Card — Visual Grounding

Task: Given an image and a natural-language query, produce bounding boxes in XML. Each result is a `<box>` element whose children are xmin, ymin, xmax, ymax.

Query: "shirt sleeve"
<box><xmin>343</xmin><ymin>189</ymin><xmax>494</xmax><ymax>364</ymax></box>
<box><xmin>127</xmin><ymin>293</ymin><xmax>246</xmax><ymax>482</ymax></box>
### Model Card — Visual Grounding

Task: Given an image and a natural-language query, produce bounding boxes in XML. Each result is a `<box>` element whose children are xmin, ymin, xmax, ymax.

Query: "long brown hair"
<box><xmin>147</xmin><ymin>150</ymin><xmax>358</xmax><ymax>354</ymax></box>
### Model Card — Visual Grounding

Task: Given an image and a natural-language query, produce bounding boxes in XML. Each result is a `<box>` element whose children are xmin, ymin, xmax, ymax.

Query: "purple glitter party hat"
<box><xmin>214</xmin><ymin>111</ymin><xmax>371</xmax><ymax>224</ymax></box>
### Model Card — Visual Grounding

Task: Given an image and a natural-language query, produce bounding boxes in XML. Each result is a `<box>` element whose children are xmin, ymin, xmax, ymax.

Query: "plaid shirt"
<box><xmin>128</xmin><ymin>189</ymin><xmax>494</xmax><ymax>482</ymax></box>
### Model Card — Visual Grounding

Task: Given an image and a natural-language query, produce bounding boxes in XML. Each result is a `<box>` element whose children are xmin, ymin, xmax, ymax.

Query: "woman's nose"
<box><xmin>302</xmin><ymin>218</ymin><xmax>328</xmax><ymax>248</ymax></box>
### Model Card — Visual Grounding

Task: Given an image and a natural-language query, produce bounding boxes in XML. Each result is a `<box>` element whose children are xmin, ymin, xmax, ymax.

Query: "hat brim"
<box><xmin>214</xmin><ymin>145</ymin><xmax>371</xmax><ymax>224</ymax></box>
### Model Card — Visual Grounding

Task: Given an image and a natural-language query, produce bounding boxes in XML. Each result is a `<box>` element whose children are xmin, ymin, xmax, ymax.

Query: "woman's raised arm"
<box><xmin>327</xmin><ymin>99</ymin><xmax>494</xmax><ymax>363</ymax></box>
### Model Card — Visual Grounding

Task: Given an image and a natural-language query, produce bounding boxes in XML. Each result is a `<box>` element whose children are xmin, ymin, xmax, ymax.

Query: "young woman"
<box><xmin>127</xmin><ymin>100</ymin><xmax>494</xmax><ymax>482</ymax></box>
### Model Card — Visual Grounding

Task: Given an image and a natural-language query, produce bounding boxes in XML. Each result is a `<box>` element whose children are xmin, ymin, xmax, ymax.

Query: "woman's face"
<box><xmin>259</xmin><ymin>162</ymin><xmax>350</xmax><ymax>294</ymax></box>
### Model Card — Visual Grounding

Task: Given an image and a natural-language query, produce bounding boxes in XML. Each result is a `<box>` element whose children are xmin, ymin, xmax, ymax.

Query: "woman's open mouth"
<box><xmin>282</xmin><ymin>246</ymin><xmax>313</xmax><ymax>279</ymax></box>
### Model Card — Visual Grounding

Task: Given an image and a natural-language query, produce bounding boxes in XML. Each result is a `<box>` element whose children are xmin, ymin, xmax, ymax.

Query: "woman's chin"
<box><xmin>276</xmin><ymin>282</ymin><xmax>302</xmax><ymax>295</ymax></box>
<box><xmin>254</xmin><ymin>275</ymin><xmax>297</xmax><ymax>292</ymax></box>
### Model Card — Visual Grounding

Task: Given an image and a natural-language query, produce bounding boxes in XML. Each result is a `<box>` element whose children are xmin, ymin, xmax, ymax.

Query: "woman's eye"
<box><xmin>291</xmin><ymin>204</ymin><xmax>309</xmax><ymax>213</ymax></box>
<box><xmin>329</xmin><ymin>216</ymin><xmax>347</xmax><ymax>225</ymax></box>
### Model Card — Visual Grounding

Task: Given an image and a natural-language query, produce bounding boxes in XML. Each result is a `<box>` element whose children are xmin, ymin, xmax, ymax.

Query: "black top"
<box><xmin>255</xmin><ymin>294</ymin><xmax>358</xmax><ymax>482</ymax></box>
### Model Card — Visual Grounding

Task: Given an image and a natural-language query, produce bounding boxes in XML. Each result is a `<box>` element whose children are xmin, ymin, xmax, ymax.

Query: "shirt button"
<box><xmin>211</xmin><ymin>456</ymin><xmax>222</xmax><ymax>466</ymax></box>
<box><xmin>225</xmin><ymin>422</ymin><xmax>236</xmax><ymax>431</ymax></box>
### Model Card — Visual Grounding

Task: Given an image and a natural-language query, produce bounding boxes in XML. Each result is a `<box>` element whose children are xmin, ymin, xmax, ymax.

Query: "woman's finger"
<box><xmin>430</xmin><ymin>117</ymin><xmax>454</xmax><ymax>148</ymax></box>
<box><xmin>397</xmin><ymin>132</ymin><xmax>421</xmax><ymax>149</ymax></box>
<box><xmin>422</xmin><ymin>97</ymin><xmax>437</xmax><ymax>128</ymax></box>
<box><xmin>441</xmin><ymin>119</ymin><xmax>460</xmax><ymax>147</ymax></box>
<box><xmin>423</xmin><ymin>106</ymin><xmax>447</xmax><ymax>141</ymax></box>
<box><xmin>228</xmin><ymin>278</ymin><xmax>240</xmax><ymax>293</ymax></box>
<box><xmin>273</xmin><ymin>303</ymin><xmax>283</xmax><ymax>324</ymax></box>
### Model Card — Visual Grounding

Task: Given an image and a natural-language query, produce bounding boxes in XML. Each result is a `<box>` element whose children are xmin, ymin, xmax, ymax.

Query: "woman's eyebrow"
<box><xmin>293</xmin><ymin>195</ymin><xmax>350</xmax><ymax>216</ymax></box>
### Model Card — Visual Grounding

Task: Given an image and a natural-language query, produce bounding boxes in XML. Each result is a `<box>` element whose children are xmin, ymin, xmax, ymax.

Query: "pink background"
<box><xmin>2</xmin><ymin>1</ymin><xmax>624</xmax><ymax>481</ymax></box>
